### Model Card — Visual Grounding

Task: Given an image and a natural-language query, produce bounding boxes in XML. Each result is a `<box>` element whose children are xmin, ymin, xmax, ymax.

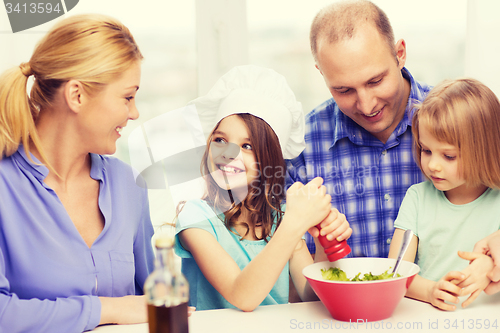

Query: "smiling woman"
<box><xmin>0</xmin><ymin>14</ymin><xmax>155</xmax><ymax>333</ymax></box>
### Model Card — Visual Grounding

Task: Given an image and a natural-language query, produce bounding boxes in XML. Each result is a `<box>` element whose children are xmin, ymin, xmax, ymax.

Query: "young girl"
<box><xmin>388</xmin><ymin>78</ymin><xmax>500</xmax><ymax>311</ymax></box>
<box><xmin>174</xmin><ymin>65</ymin><xmax>352</xmax><ymax>311</ymax></box>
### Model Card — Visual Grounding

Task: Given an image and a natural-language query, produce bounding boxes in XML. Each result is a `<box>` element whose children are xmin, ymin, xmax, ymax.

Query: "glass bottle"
<box><xmin>144</xmin><ymin>236</ymin><xmax>189</xmax><ymax>333</ymax></box>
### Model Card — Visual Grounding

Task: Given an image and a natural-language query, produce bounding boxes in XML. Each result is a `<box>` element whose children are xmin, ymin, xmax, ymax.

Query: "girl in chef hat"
<box><xmin>388</xmin><ymin>78</ymin><xmax>500</xmax><ymax>311</ymax></box>
<box><xmin>174</xmin><ymin>65</ymin><xmax>352</xmax><ymax>311</ymax></box>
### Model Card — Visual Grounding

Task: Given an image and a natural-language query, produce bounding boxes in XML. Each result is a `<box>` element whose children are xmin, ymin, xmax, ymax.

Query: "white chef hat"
<box><xmin>190</xmin><ymin>65</ymin><xmax>305</xmax><ymax>159</ymax></box>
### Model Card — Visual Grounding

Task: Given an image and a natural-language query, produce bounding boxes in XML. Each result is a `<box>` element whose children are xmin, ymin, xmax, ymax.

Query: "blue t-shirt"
<box><xmin>0</xmin><ymin>147</ymin><xmax>155</xmax><ymax>332</ymax></box>
<box><xmin>174</xmin><ymin>199</ymin><xmax>288</xmax><ymax>310</ymax></box>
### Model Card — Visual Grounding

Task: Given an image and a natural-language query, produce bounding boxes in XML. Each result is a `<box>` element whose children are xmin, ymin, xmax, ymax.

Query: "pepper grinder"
<box><xmin>316</xmin><ymin>223</ymin><xmax>351</xmax><ymax>261</ymax></box>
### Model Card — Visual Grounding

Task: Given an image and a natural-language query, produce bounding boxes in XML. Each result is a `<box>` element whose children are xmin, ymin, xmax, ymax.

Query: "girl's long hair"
<box><xmin>201</xmin><ymin>114</ymin><xmax>286</xmax><ymax>241</ymax></box>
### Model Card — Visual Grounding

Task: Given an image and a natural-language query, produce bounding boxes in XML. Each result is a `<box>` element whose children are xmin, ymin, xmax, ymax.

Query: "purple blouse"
<box><xmin>0</xmin><ymin>147</ymin><xmax>155</xmax><ymax>332</ymax></box>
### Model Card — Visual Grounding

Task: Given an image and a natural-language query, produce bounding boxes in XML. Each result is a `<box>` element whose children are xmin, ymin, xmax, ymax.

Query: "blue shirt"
<box><xmin>174</xmin><ymin>199</ymin><xmax>289</xmax><ymax>310</ymax></box>
<box><xmin>287</xmin><ymin>68</ymin><xmax>431</xmax><ymax>257</ymax></box>
<box><xmin>0</xmin><ymin>148</ymin><xmax>155</xmax><ymax>333</ymax></box>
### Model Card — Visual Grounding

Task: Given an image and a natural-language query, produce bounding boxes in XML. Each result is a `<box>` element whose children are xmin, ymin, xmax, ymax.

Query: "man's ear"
<box><xmin>394</xmin><ymin>39</ymin><xmax>407</xmax><ymax>69</ymax></box>
<box><xmin>63</xmin><ymin>80</ymin><xmax>85</xmax><ymax>114</ymax></box>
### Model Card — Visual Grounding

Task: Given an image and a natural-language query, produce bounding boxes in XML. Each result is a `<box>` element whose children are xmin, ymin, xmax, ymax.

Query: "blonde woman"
<box><xmin>0</xmin><ymin>15</ymin><xmax>154</xmax><ymax>332</ymax></box>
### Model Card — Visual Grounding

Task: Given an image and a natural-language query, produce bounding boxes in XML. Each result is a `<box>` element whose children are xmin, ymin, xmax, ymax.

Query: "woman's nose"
<box><xmin>129</xmin><ymin>103</ymin><xmax>139</xmax><ymax>120</ymax></box>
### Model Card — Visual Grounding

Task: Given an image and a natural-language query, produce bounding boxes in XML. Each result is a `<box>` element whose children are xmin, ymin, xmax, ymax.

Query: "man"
<box><xmin>287</xmin><ymin>0</ymin><xmax>432</xmax><ymax>258</ymax></box>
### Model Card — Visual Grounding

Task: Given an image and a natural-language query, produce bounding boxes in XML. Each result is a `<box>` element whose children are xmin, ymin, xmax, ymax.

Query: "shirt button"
<box><xmin>381</xmin><ymin>150</ymin><xmax>387</xmax><ymax>155</ymax></box>
<box><xmin>387</xmin><ymin>238</ymin><xmax>392</xmax><ymax>244</ymax></box>
<box><xmin>384</xmin><ymin>193</ymin><xmax>391</xmax><ymax>201</ymax></box>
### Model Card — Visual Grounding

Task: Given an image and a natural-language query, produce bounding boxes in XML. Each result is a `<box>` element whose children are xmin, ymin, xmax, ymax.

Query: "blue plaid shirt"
<box><xmin>287</xmin><ymin>68</ymin><xmax>432</xmax><ymax>258</ymax></box>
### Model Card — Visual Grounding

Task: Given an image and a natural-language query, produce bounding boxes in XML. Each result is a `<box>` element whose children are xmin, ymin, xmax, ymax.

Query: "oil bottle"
<box><xmin>144</xmin><ymin>236</ymin><xmax>189</xmax><ymax>333</ymax></box>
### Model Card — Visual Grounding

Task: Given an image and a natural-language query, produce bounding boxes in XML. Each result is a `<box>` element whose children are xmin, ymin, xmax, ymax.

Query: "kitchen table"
<box><xmin>92</xmin><ymin>292</ymin><xmax>500</xmax><ymax>333</ymax></box>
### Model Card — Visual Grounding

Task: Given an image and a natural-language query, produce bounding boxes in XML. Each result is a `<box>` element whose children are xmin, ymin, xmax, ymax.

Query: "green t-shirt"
<box><xmin>394</xmin><ymin>181</ymin><xmax>500</xmax><ymax>282</ymax></box>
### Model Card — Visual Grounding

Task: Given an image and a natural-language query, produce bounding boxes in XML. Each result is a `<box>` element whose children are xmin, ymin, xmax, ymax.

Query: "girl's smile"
<box><xmin>216</xmin><ymin>164</ymin><xmax>245</xmax><ymax>174</ymax></box>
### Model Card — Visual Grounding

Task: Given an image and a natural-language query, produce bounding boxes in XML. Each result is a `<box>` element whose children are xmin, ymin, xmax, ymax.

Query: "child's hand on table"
<box><xmin>426</xmin><ymin>271</ymin><xmax>465</xmax><ymax>311</ymax></box>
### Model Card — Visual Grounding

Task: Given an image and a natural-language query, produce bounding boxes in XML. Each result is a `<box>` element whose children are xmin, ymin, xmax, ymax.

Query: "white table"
<box><xmin>92</xmin><ymin>292</ymin><xmax>500</xmax><ymax>333</ymax></box>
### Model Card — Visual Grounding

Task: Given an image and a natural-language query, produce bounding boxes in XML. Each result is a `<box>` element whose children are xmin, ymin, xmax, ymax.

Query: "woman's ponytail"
<box><xmin>0</xmin><ymin>65</ymin><xmax>35</xmax><ymax>158</ymax></box>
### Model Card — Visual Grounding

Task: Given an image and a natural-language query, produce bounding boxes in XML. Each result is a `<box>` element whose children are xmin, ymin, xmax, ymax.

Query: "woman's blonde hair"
<box><xmin>412</xmin><ymin>78</ymin><xmax>500</xmax><ymax>189</ymax></box>
<box><xmin>0</xmin><ymin>14</ymin><xmax>143</xmax><ymax>163</ymax></box>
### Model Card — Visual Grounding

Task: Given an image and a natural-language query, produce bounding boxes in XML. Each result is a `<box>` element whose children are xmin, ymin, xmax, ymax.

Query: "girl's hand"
<box><xmin>427</xmin><ymin>271</ymin><xmax>465</xmax><ymax>311</ymax></box>
<box><xmin>285</xmin><ymin>177</ymin><xmax>331</xmax><ymax>232</ymax></box>
<box><xmin>457</xmin><ymin>251</ymin><xmax>494</xmax><ymax>307</ymax></box>
<box><xmin>308</xmin><ymin>208</ymin><xmax>352</xmax><ymax>242</ymax></box>
<box><xmin>188</xmin><ymin>306</ymin><xmax>196</xmax><ymax>317</ymax></box>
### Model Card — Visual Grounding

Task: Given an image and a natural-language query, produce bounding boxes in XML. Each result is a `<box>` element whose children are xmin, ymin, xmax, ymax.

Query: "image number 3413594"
<box><xmin>4</xmin><ymin>0</ymin><xmax>79</xmax><ymax>33</ymax></box>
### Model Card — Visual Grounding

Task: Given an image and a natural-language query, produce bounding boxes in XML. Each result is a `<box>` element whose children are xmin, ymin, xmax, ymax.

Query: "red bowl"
<box><xmin>303</xmin><ymin>258</ymin><xmax>420</xmax><ymax>322</ymax></box>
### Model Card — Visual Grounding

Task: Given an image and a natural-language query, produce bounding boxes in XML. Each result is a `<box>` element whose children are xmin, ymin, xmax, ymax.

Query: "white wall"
<box><xmin>195</xmin><ymin>0</ymin><xmax>248</xmax><ymax>95</ymax></box>
<box><xmin>465</xmin><ymin>0</ymin><xmax>500</xmax><ymax>97</ymax></box>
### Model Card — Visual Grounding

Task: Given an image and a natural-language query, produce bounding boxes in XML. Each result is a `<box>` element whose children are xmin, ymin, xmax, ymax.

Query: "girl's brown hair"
<box><xmin>412</xmin><ymin>78</ymin><xmax>500</xmax><ymax>189</ymax></box>
<box><xmin>201</xmin><ymin>114</ymin><xmax>286</xmax><ymax>241</ymax></box>
<box><xmin>0</xmin><ymin>14</ymin><xmax>143</xmax><ymax>163</ymax></box>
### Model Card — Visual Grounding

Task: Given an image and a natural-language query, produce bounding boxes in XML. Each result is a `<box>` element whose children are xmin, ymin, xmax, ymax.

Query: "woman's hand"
<box><xmin>426</xmin><ymin>271</ymin><xmax>465</xmax><ymax>311</ymax></box>
<box><xmin>99</xmin><ymin>295</ymin><xmax>148</xmax><ymax>325</ymax></box>
<box><xmin>457</xmin><ymin>251</ymin><xmax>494</xmax><ymax>306</ymax></box>
<box><xmin>99</xmin><ymin>296</ymin><xmax>195</xmax><ymax>326</ymax></box>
